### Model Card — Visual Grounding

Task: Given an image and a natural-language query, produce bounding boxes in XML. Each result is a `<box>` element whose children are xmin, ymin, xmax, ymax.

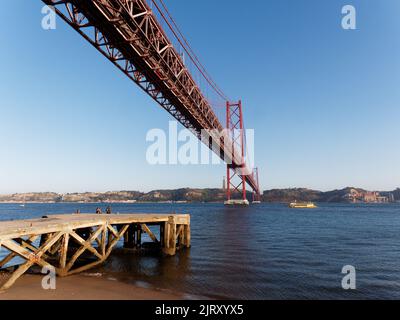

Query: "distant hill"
<box><xmin>62</xmin><ymin>191</ymin><xmax>143</xmax><ymax>203</ymax></box>
<box><xmin>139</xmin><ymin>188</ymin><xmax>226</xmax><ymax>202</ymax></box>
<box><xmin>263</xmin><ymin>187</ymin><xmax>395</xmax><ymax>203</ymax></box>
<box><xmin>262</xmin><ymin>188</ymin><xmax>322</xmax><ymax>203</ymax></box>
<box><xmin>0</xmin><ymin>192</ymin><xmax>62</xmax><ymax>203</ymax></box>
<box><xmin>0</xmin><ymin>189</ymin><xmax>227</xmax><ymax>203</ymax></box>
<box><xmin>0</xmin><ymin>187</ymin><xmax>398</xmax><ymax>203</ymax></box>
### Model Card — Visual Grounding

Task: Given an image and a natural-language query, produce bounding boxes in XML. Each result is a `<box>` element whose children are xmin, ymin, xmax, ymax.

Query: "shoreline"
<box><xmin>0</xmin><ymin>274</ymin><xmax>186</xmax><ymax>300</ymax></box>
<box><xmin>0</xmin><ymin>201</ymin><xmax>201</xmax><ymax>204</ymax></box>
<box><xmin>0</xmin><ymin>201</ymin><xmax>397</xmax><ymax>205</ymax></box>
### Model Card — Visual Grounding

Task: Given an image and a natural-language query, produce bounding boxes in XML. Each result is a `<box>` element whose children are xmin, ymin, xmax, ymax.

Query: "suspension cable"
<box><xmin>151</xmin><ymin>0</ymin><xmax>230</xmax><ymax>102</ymax></box>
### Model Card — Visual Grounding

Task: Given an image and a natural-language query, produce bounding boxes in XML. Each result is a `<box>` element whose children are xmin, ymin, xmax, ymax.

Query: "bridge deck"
<box><xmin>0</xmin><ymin>213</ymin><xmax>190</xmax><ymax>291</ymax></box>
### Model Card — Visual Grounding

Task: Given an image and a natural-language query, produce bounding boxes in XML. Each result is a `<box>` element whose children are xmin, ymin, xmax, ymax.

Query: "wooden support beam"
<box><xmin>2</xmin><ymin>233</ymin><xmax>62</xmax><ymax>267</ymax></box>
<box><xmin>136</xmin><ymin>224</ymin><xmax>142</xmax><ymax>248</ymax></box>
<box><xmin>141</xmin><ymin>224</ymin><xmax>158</xmax><ymax>243</ymax></box>
<box><xmin>0</xmin><ymin>235</ymin><xmax>40</xmax><ymax>268</ymax></box>
<box><xmin>169</xmin><ymin>223</ymin><xmax>177</xmax><ymax>254</ymax></box>
<box><xmin>0</xmin><ymin>232</ymin><xmax>63</xmax><ymax>291</ymax></box>
<box><xmin>176</xmin><ymin>225</ymin><xmax>184</xmax><ymax>248</ymax></box>
<box><xmin>163</xmin><ymin>221</ymin><xmax>169</xmax><ymax>250</ymax></box>
<box><xmin>58</xmin><ymin>233</ymin><xmax>69</xmax><ymax>274</ymax></box>
<box><xmin>176</xmin><ymin>225</ymin><xmax>183</xmax><ymax>237</ymax></box>
<box><xmin>105</xmin><ymin>224</ymin><xmax>129</xmax><ymax>257</ymax></box>
<box><xmin>124</xmin><ymin>224</ymin><xmax>135</xmax><ymax>249</ymax></box>
<box><xmin>66</xmin><ymin>226</ymin><xmax>104</xmax><ymax>272</ymax></box>
<box><xmin>89</xmin><ymin>226</ymin><xmax>102</xmax><ymax>248</ymax></box>
<box><xmin>69</xmin><ymin>230</ymin><xmax>103</xmax><ymax>259</ymax></box>
<box><xmin>160</xmin><ymin>224</ymin><xmax>165</xmax><ymax>247</ymax></box>
<box><xmin>66</xmin><ymin>224</ymin><xmax>128</xmax><ymax>276</ymax></box>
<box><xmin>48</xmin><ymin>237</ymin><xmax>63</xmax><ymax>256</ymax></box>
<box><xmin>20</xmin><ymin>237</ymin><xmax>50</xmax><ymax>260</ymax></box>
<box><xmin>67</xmin><ymin>259</ymin><xmax>105</xmax><ymax>276</ymax></box>
<box><xmin>101</xmin><ymin>223</ymin><xmax>107</xmax><ymax>256</ymax></box>
<box><xmin>107</xmin><ymin>224</ymin><xmax>119</xmax><ymax>239</ymax></box>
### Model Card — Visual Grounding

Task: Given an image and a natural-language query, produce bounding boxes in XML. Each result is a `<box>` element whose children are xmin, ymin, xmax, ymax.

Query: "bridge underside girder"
<box><xmin>43</xmin><ymin>0</ymin><xmax>260</xmax><ymax>196</ymax></box>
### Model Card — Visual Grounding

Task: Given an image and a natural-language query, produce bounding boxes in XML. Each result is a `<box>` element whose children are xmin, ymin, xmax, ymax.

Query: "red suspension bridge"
<box><xmin>43</xmin><ymin>0</ymin><xmax>261</xmax><ymax>205</ymax></box>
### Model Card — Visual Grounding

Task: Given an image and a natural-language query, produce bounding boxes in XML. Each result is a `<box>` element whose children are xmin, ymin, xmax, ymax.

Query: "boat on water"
<box><xmin>20</xmin><ymin>197</ymin><xmax>26</xmax><ymax>207</ymax></box>
<box><xmin>289</xmin><ymin>201</ymin><xmax>317</xmax><ymax>209</ymax></box>
<box><xmin>224</xmin><ymin>199</ymin><xmax>250</xmax><ymax>206</ymax></box>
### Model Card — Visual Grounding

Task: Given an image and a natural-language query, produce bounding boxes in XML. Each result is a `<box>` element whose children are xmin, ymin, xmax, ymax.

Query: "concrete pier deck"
<box><xmin>0</xmin><ymin>213</ymin><xmax>190</xmax><ymax>291</ymax></box>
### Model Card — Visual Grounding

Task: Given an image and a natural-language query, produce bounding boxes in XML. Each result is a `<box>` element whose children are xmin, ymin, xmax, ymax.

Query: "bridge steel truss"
<box><xmin>226</xmin><ymin>101</ymin><xmax>247</xmax><ymax>202</ymax></box>
<box><xmin>42</xmin><ymin>0</ymin><xmax>261</xmax><ymax>199</ymax></box>
<box><xmin>226</xmin><ymin>101</ymin><xmax>262</xmax><ymax>202</ymax></box>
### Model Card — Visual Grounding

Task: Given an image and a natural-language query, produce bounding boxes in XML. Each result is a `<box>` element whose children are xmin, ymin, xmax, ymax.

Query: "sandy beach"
<box><xmin>0</xmin><ymin>274</ymin><xmax>183</xmax><ymax>300</ymax></box>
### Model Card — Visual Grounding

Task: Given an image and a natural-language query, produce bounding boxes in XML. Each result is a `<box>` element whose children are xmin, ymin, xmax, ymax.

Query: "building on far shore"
<box><xmin>344</xmin><ymin>189</ymin><xmax>392</xmax><ymax>203</ymax></box>
<box><xmin>344</xmin><ymin>189</ymin><xmax>363</xmax><ymax>203</ymax></box>
<box><xmin>363</xmin><ymin>192</ymin><xmax>379</xmax><ymax>203</ymax></box>
<box><xmin>376</xmin><ymin>195</ymin><xmax>389</xmax><ymax>203</ymax></box>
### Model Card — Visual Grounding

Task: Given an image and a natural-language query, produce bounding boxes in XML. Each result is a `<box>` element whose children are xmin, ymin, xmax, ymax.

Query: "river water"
<box><xmin>1</xmin><ymin>202</ymin><xmax>400</xmax><ymax>299</ymax></box>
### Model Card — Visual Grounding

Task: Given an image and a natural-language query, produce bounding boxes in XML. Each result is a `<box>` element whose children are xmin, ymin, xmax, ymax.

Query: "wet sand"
<box><xmin>0</xmin><ymin>274</ymin><xmax>183</xmax><ymax>300</ymax></box>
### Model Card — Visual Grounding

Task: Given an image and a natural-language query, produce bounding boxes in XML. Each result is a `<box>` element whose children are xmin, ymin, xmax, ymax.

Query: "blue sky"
<box><xmin>0</xmin><ymin>0</ymin><xmax>399</xmax><ymax>193</ymax></box>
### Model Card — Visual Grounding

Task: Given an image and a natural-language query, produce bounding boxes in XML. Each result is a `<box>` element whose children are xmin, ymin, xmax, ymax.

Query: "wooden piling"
<box><xmin>162</xmin><ymin>216</ymin><xmax>177</xmax><ymax>256</ymax></box>
<box><xmin>136</xmin><ymin>224</ymin><xmax>142</xmax><ymax>248</ymax></box>
<box><xmin>124</xmin><ymin>224</ymin><xmax>135</xmax><ymax>249</ymax></box>
<box><xmin>184</xmin><ymin>224</ymin><xmax>191</xmax><ymax>248</ymax></box>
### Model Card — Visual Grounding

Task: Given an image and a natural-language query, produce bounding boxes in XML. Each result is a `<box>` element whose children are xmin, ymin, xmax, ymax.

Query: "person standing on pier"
<box><xmin>96</xmin><ymin>207</ymin><xmax>102</xmax><ymax>214</ymax></box>
<box><xmin>106</xmin><ymin>206</ymin><xmax>112</xmax><ymax>214</ymax></box>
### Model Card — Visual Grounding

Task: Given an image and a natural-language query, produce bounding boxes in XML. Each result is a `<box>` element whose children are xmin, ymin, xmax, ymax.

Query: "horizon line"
<box><xmin>1</xmin><ymin>186</ymin><xmax>399</xmax><ymax>196</ymax></box>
